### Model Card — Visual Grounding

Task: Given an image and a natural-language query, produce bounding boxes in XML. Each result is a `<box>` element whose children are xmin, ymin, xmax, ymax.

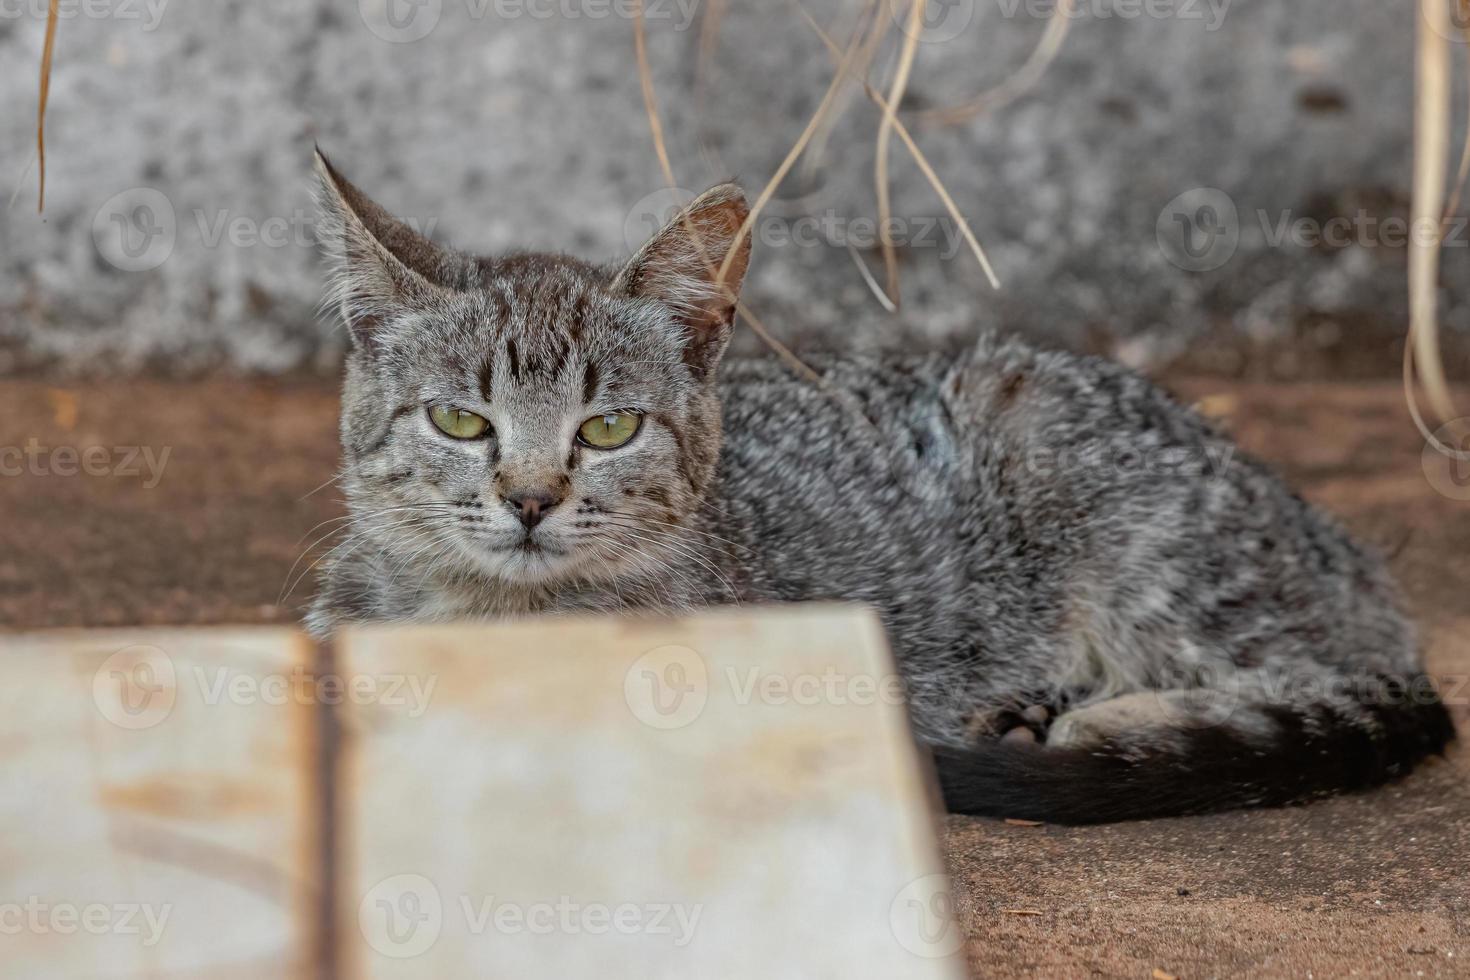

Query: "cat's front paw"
<box><xmin>998</xmin><ymin>704</ymin><xmax>1052</xmax><ymax>744</ymax></box>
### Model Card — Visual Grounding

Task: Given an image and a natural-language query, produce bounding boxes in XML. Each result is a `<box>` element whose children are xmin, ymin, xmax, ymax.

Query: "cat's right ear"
<box><xmin>314</xmin><ymin>148</ymin><xmax>450</xmax><ymax>349</ymax></box>
<box><xmin>613</xmin><ymin>183</ymin><xmax>751</xmax><ymax>379</ymax></box>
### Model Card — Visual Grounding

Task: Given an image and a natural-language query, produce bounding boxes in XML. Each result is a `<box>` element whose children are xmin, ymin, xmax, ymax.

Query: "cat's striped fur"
<box><xmin>308</xmin><ymin>152</ymin><xmax>1454</xmax><ymax>823</ymax></box>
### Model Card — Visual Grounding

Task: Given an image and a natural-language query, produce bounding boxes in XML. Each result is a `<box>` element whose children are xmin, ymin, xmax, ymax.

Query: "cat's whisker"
<box><xmin>294</xmin><ymin>501</ymin><xmax>462</xmax><ymax>547</ymax></box>
<box><xmin>282</xmin><ymin>510</ymin><xmax>465</xmax><ymax>604</ymax></box>
<box><xmin>604</xmin><ymin>511</ymin><xmax>753</xmax><ymax>554</ymax></box>
<box><xmin>595</xmin><ymin>514</ymin><xmax>734</xmax><ymax>568</ymax></box>
<box><xmin>602</xmin><ymin>528</ymin><xmax>714</xmax><ymax>610</ymax></box>
<box><xmin>297</xmin><ymin>470</ymin><xmax>346</xmax><ymax>502</ymax></box>
<box><xmin>380</xmin><ymin>520</ymin><xmax>475</xmax><ymax>595</ymax></box>
<box><xmin>291</xmin><ymin>506</ymin><xmax>461</xmax><ymax>571</ymax></box>
<box><xmin>597</xmin><ymin>519</ymin><xmax>739</xmax><ymax>602</ymax></box>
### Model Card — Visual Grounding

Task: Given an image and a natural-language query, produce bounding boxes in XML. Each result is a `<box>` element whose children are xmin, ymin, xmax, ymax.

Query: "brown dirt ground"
<box><xmin>1</xmin><ymin>376</ymin><xmax>1466</xmax><ymax>978</ymax></box>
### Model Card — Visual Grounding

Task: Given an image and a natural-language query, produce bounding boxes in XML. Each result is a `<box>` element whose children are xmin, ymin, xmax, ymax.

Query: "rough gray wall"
<box><xmin>0</xmin><ymin>0</ymin><xmax>1460</xmax><ymax>376</ymax></box>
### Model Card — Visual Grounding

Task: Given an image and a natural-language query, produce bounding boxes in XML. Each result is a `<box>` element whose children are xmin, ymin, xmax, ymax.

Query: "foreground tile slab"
<box><xmin>338</xmin><ymin>605</ymin><xmax>966</xmax><ymax>979</ymax></box>
<box><xmin>0</xmin><ymin>628</ymin><xmax>321</xmax><ymax>978</ymax></box>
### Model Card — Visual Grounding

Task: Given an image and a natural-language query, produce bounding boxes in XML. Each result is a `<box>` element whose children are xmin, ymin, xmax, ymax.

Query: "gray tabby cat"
<box><xmin>307</xmin><ymin>151</ymin><xmax>1454</xmax><ymax>823</ymax></box>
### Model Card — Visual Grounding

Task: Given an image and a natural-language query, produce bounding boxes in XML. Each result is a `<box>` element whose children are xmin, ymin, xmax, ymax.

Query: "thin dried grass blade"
<box><xmin>846</xmin><ymin>242</ymin><xmax>898</xmax><ymax>312</ymax></box>
<box><xmin>1440</xmin><ymin>18</ymin><xmax>1470</xmax><ymax>219</ymax></box>
<box><xmin>632</xmin><ymin>0</ymin><xmax>822</xmax><ymax>381</ymax></box>
<box><xmin>801</xmin><ymin>3</ymin><xmax>887</xmax><ymax>194</ymax></box>
<box><xmin>737</xmin><ymin>300</ymin><xmax>824</xmax><ymax>384</ymax></box>
<box><xmin>799</xmin><ymin>4</ymin><xmax>1001</xmax><ymax>290</ymax></box>
<box><xmin>632</xmin><ymin>0</ymin><xmax>678</xmax><ymax>189</ymax></box>
<box><xmin>919</xmin><ymin>0</ymin><xmax>1074</xmax><ymax>127</ymax></box>
<box><xmin>875</xmin><ymin>0</ymin><xmax>925</xmax><ymax>307</ymax></box>
<box><xmin>1409</xmin><ymin>0</ymin><xmax>1461</xmax><ymax>432</ymax></box>
<box><xmin>715</xmin><ymin>8</ymin><xmax>872</xmax><ymax>287</ymax></box>
<box><xmin>36</xmin><ymin>0</ymin><xmax>59</xmax><ymax>213</ymax></box>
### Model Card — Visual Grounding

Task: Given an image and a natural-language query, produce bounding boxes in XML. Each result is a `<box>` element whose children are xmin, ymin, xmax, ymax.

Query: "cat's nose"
<box><xmin>504</xmin><ymin>490</ymin><xmax>563</xmax><ymax>530</ymax></box>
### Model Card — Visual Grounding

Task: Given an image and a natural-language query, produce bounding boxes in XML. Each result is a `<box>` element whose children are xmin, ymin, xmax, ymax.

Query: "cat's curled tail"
<box><xmin>932</xmin><ymin>679</ymin><xmax>1456</xmax><ymax>824</ymax></box>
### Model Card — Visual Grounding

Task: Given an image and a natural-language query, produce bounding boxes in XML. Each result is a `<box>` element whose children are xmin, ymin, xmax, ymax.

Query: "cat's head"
<box><xmin>314</xmin><ymin>150</ymin><xmax>750</xmax><ymax>587</ymax></box>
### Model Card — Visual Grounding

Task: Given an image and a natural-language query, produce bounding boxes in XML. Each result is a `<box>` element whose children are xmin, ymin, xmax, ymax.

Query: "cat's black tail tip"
<box><xmin>932</xmin><ymin>692</ymin><xmax>1457</xmax><ymax>825</ymax></box>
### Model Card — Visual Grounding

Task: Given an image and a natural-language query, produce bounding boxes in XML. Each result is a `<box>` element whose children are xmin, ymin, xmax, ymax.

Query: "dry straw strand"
<box><xmin>632</xmin><ymin>0</ymin><xmax>678</xmax><ymax>189</ymax></box>
<box><xmin>696</xmin><ymin>2</ymin><xmax>888</xmax><ymax>201</ymax></box>
<box><xmin>875</xmin><ymin>0</ymin><xmax>926</xmax><ymax>307</ymax></box>
<box><xmin>36</xmin><ymin>0</ymin><xmax>59</xmax><ymax>213</ymax></box>
<box><xmin>800</xmin><ymin>3</ymin><xmax>890</xmax><ymax>192</ymax></box>
<box><xmin>631</xmin><ymin>0</ymin><xmax>822</xmax><ymax>384</ymax></box>
<box><xmin>797</xmin><ymin>1</ymin><xmax>1001</xmax><ymax>290</ymax></box>
<box><xmin>715</xmin><ymin>8</ymin><xmax>875</xmax><ymax>288</ymax></box>
<box><xmin>919</xmin><ymin>0</ymin><xmax>1076</xmax><ymax>126</ymax></box>
<box><xmin>1439</xmin><ymin>14</ymin><xmax>1470</xmax><ymax>221</ymax></box>
<box><xmin>847</xmin><ymin>241</ymin><xmax>899</xmax><ymax>312</ymax></box>
<box><xmin>1408</xmin><ymin>0</ymin><xmax>1463</xmax><ymax>446</ymax></box>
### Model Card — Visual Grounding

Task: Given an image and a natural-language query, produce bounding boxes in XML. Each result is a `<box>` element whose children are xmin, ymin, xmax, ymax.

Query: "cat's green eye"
<box><xmin>577</xmin><ymin>412</ymin><xmax>642</xmax><ymax>449</ymax></box>
<box><xmin>429</xmin><ymin>406</ymin><xmax>491</xmax><ymax>440</ymax></box>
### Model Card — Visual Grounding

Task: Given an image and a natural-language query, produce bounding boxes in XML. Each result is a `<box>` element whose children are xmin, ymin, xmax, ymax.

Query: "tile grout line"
<box><xmin>312</xmin><ymin>633</ymin><xmax>343</xmax><ymax>980</ymax></box>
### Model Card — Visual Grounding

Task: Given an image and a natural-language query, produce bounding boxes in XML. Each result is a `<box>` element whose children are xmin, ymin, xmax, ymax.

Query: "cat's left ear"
<box><xmin>614</xmin><ymin>183</ymin><xmax>751</xmax><ymax>378</ymax></box>
<box><xmin>314</xmin><ymin>148</ymin><xmax>455</xmax><ymax>350</ymax></box>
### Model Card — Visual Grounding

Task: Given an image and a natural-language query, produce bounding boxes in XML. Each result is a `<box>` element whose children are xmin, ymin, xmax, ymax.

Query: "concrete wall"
<box><xmin>0</xmin><ymin>0</ymin><xmax>1458</xmax><ymax>376</ymax></box>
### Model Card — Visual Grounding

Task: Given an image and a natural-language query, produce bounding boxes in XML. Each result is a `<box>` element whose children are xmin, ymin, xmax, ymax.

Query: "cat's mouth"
<box><xmin>456</xmin><ymin>528</ymin><xmax>579</xmax><ymax>584</ymax></box>
<box><xmin>512</xmin><ymin>529</ymin><xmax>571</xmax><ymax>557</ymax></box>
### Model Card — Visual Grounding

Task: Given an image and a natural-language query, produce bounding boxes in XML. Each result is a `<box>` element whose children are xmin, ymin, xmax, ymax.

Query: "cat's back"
<box><xmin>708</xmin><ymin>332</ymin><xmax>1335</xmax><ymax>592</ymax></box>
<box><xmin>714</xmin><ymin>332</ymin><xmax>1218</xmax><ymax>466</ymax></box>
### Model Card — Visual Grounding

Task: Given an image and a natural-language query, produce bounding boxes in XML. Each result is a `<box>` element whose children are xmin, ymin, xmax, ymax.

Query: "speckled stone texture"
<box><xmin>1</xmin><ymin>0</ymin><xmax>1466</xmax><ymax>377</ymax></box>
